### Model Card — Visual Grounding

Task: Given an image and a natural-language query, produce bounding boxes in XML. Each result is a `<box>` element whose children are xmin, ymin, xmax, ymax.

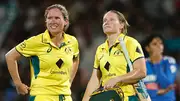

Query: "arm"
<box><xmin>104</xmin><ymin>58</ymin><xmax>146</xmax><ymax>89</ymax></box>
<box><xmin>70</xmin><ymin>56</ymin><xmax>79</xmax><ymax>84</ymax></box>
<box><xmin>104</xmin><ymin>37</ymin><xmax>146</xmax><ymax>88</ymax></box>
<box><xmin>156</xmin><ymin>60</ymin><xmax>177</xmax><ymax>89</ymax></box>
<box><xmin>157</xmin><ymin>84</ymin><xmax>175</xmax><ymax>95</ymax></box>
<box><xmin>5</xmin><ymin>48</ymin><xmax>29</xmax><ymax>95</ymax></box>
<box><xmin>70</xmin><ymin>37</ymin><xmax>80</xmax><ymax>84</ymax></box>
<box><xmin>119</xmin><ymin>38</ymin><xmax>146</xmax><ymax>84</ymax></box>
<box><xmin>156</xmin><ymin>67</ymin><xmax>172</xmax><ymax>88</ymax></box>
<box><xmin>82</xmin><ymin>69</ymin><xmax>101</xmax><ymax>101</ymax></box>
<box><xmin>118</xmin><ymin>57</ymin><xmax>146</xmax><ymax>84</ymax></box>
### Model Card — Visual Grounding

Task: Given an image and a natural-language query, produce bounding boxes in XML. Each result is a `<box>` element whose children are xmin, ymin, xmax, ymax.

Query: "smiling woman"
<box><xmin>5</xmin><ymin>4</ymin><xmax>80</xmax><ymax>101</ymax></box>
<box><xmin>45</xmin><ymin>4</ymin><xmax>69</xmax><ymax>38</ymax></box>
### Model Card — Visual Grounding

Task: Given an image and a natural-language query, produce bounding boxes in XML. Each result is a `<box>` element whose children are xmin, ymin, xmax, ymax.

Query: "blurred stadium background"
<box><xmin>0</xmin><ymin>0</ymin><xmax>179</xmax><ymax>101</ymax></box>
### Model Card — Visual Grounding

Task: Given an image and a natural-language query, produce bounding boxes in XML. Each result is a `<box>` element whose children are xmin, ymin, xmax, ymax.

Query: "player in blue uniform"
<box><xmin>143</xmin><ymin>34</ymin><xmax>177</xmax><ymax>101</ymax></box>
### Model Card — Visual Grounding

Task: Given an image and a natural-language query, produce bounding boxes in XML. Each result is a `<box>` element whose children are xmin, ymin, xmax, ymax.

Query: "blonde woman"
<box><xmin>82</xmin><ymin>10</ymin><xmax>146</xmax><ymax>101</ymax></box>
<box><xmin>5</xmin><ymin>4</ymin><xmax>79</xmax><ymax>101</ymax></box>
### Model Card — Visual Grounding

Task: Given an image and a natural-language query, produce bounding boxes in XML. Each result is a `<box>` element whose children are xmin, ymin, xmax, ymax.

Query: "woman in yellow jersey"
<box><xmin>82</xmin><ymin>10</ymin><xmax>147</xmax><ymax>101</ymax></box>
<box><xmin>5</xmin><ymin>4</ymin><xmax>79</xmax><ymax>101</ymax></box>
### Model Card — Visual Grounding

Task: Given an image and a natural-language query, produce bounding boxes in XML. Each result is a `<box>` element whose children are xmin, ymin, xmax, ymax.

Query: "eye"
<box><xmin>55</xmin><ymin>17</ymin><xmax>60</xmax><ymax>20</ymax></box>
<box><xmin>152</xmin><ymin>42</ymin><xmax>157</xmax><ymax>46</ymax></box>
<box><xmin>109</xmin><ymin>18</ymin><xmax>117</xmax><ymax>22</ymax></box>
<box><xmin>110</xmin><ymin>18</ymin><xmax>114</xmax><ymax>21</ymax></box>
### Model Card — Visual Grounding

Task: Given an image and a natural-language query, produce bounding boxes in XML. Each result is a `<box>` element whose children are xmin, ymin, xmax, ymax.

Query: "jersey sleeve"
<box><xmin>72</xmin><ymin>37</ymin><xmax>79</xmax><ymax>59</ymax></box>
<box><xmin>15</xmin><ymin>36</ymin><xmax>37</xmax><ymax>57</ymax></box>
<box><xmin>126</xmin><ymin>38</ymin><xmax>144</xmax><ymax>62</ymax></box>
<box><xmin>93</xmin><ymin>47</ymin><xmax>100</xmax><ymax>69</ymax></box>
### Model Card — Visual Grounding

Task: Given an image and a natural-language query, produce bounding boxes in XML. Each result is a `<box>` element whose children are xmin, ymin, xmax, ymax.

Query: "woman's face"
<box><xmin>146</xmin><ymin>37</ymin><xmax>164</xmax><ymax>56</ymax></box>
<box><xmin>46</xmin><ymin>8</ymin><xmax>67</xmax><ymax>36</ymax></box>
<box><xmin>102</xmin><ymin>11</ymin><xmax>124</xmax><ymax>35</ymax></box>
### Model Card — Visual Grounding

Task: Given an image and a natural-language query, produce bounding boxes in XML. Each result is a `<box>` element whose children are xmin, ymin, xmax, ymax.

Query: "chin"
<box><xmin>51</xmin><ymin>30</ymin><xmax>59</xmax><ymax>33</ymax></box>
<box><xmin>104</xmin><ymin>31</ymin><xmax>114</xmax><ymax>35</ymax></box>
<box><xmin>104</xmin><ymin>30</ymin><xmax>111</xmax><ymax>33</ymax></box>
<box><xmin>49</xmin><ymin>29</ymin><xmax>60</xmax><ymax>33</ymax></box>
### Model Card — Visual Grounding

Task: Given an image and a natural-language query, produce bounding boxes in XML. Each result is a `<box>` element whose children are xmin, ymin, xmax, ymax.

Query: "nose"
<box><xmin>51</xmin><ymin>18</ymin><xmax>56</xmax><ymax>23</ymax></box>
<box><xmin>157</xmin><ymin>43</ymin><xmax>163</xmax><ymax>49</ymax></box>
<box><xmin>104</xmin><ymin>20</ymin><xmax>110</xmax><ymax>24</ymax></box>
<box><xmin>103</xmin><ymin>21</ymin><xmax>109</xmax><ymax>27</ymax></box>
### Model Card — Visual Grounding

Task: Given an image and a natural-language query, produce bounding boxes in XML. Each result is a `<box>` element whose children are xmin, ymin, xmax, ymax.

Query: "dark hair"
<box><xmin>143</xmin><ymin>34</ymin><xmax>165</xmax><ymax>47</ymax></box>
<box><xmin>142</xmin><ymin>34</ymin><xmax>165</xmax><ymax>57</ymax></box>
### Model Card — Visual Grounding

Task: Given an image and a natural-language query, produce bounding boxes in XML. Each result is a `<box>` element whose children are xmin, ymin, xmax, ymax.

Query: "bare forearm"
<box><xmin>83</xmin><ymin>78</ymin><xmax>100</xmax><ymax>101</ymax></box>
<box><xmin>6</xmin><ymin>56</ymin><xmax>21</xmax><ymax>85</ymax></box>
<box><xmin>5</xmin><ymin>48</ymin><xmax>22</xmax><ymax>85</ymax></box>
<box><xmin>118</xmin><ymin>69</ymin><xmax>146</xmax><ymax>84</ymax></box>
<box><xmin>117</xmin><ymin>58</ymin><xmax>146</xmax><ymax>84</ymax></box>
<box><xmin>157</xmin><ymin>84</ymin><xmax>175</xmax><ymax>95</ymax></box>
<box><xmin>83</xmin><ymin>69</ymin><xmax>101</xmax><ymax>101</ymax></box>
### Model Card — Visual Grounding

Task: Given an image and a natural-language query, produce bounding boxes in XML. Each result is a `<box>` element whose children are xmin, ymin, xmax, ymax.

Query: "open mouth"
<box><xmin>49</xmin><ymin>24</ymin><xmax>58</xmax><ymax>29</ymax></box>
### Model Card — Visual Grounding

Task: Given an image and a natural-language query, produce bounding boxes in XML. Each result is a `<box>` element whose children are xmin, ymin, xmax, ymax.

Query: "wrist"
<box><xmin>116</xmin><ymin>76</ymin><xmax>123</xmax><ymax>85</ymax></box>
<box><xmin>14</xmin><ymin>80</ymin><xmax>22</xmax><ymax>86</ymax></box>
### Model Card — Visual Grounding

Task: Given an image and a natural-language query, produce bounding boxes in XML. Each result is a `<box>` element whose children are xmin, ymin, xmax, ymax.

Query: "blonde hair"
<box><xmin>44</xmin><ymin>4</ymin><xmax>69</xmax><ymax>31</ymax></box>
<box><xmin>109</xmin><ymin>10</ymin><xmax>130</xmax><ymax>34</ymax></box>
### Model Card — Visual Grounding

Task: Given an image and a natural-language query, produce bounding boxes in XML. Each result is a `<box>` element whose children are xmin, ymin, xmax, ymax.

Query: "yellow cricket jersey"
<box><xmin>16</xmin><ymin>30</ymin><xmax>79</xmax><ymax>96</ymax></box>
<box><xmin>94</xmin><ymin>33</ymin><xmax>144</xmax><ymax>98</ymax></box>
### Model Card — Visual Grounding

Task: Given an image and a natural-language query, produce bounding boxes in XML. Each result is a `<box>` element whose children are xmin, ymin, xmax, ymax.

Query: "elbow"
<box><xmin>137</xmin><ymin>68</ymin><xmax>146</xmax><ymax>80</ymax></box>
<box><xmin>5</xmin><ymin>52</ymin><xmax>12</xmax><ymax>64</ymax></box>
<box><xmin>140</xmin><ymin>69</ymin><xmax>146</xmax><ymax>79</ymax></box>
<box><xmin>138</xmin><ymin>64</ymin><xmax>147</xmax><ymax>79</ymax></box>
<box><xmin>5</xmin><ymin>51</ymin><xmax>16</xmax><ymax>62</ymax></box>
<box><xmin>5</xmin><ymin>48</ymin><xmax>20</xmax><ymax>61</ymax></box>
<box><xmin>5</xmin><ymin>52</ymin><xmax>10</xmax><ymax>61</ymax></box>
<box><xmin>141</xmin><ymin>71</ymin><xmax>146</xmax><ymax>79</ymax></box>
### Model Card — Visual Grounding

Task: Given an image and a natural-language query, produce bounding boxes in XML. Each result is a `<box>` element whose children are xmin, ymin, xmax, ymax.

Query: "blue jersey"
<box><xmin>143</xmin><ymin>56</ymin><xmax>177</xmax><ymax>101</ymax></box>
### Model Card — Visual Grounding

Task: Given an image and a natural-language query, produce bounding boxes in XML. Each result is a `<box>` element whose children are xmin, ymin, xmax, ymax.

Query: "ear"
<box><xmin>64</xmin><ymin>19</ymin><xmax>69</xmax><ymax>26</ymax></box>
<box><xmin>145</xmin><ymin>46</ymin><xmax>150</xmax><ymax>52</ymax></box>
<box><xmin>120</xmin><ymin>23</ymin><xmax>124</xmax><ymax>30</ymax></box>
<box><xmin>64</xmin><ymin>19</ymin><xmax>69</xmax><ymax>31</ymax></box>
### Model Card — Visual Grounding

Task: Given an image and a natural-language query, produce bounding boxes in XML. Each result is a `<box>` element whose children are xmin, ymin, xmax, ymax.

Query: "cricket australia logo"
<box><xmin>47</xmin><ymin>47</ymin><xmax>52</xmax><ymax>53</ymax></box>
<box><xmin>113</xmin><ymin>49</ymin><xmax>122</xmax><ymax>56</ymax></box>
<box><xmin>65</xmin><ymin>47</ymin><xmax>72</xmax><ymax>54</ymax></box>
